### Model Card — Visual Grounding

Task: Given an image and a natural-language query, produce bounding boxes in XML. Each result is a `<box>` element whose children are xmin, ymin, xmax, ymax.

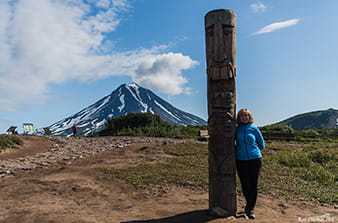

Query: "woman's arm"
<box><xmin>255</xmin><ymin>127</ymin><xmax>265</xmax><ymax>150</ymax></box>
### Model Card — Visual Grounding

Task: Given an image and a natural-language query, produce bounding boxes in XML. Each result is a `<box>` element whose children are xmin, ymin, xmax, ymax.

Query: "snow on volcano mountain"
<box><xmin>48</xmin><ymin>83</ymin><xmax>207</xmax><ymax>136</ymax></box>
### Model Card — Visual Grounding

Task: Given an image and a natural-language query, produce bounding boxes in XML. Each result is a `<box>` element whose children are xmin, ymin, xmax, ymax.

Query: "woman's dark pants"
<box><xmin>236</xmin><ymin>158</ymin><xmax>262</xmax><ymax>211</ymax></box>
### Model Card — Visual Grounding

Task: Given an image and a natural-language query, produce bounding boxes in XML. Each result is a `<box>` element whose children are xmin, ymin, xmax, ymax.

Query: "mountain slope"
<box><xmin>48</xmin><ymin>83</ymin><xmax>207</xmax><ymax>136</ymax></box>
<box><xmin>277</xmin><ymin>108</ymin><xmax>338</xmax><ymax>130</ymax></box>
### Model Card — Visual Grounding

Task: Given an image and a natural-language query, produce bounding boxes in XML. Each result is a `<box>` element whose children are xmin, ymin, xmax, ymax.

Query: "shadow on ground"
<box><xmin>121</xmin><ymin>210</ymin><xmax>217</xmax><ymax>223</ymax></box>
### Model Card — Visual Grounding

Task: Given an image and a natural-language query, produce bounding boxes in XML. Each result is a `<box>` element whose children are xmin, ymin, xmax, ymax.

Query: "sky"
<box><xmin>1</xmin><ymin>0</ymin><xmax>338</xmax><ymax>133</ymax></box>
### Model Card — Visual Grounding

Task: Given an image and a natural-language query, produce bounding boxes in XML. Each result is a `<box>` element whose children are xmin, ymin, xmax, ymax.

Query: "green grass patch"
<box><xmin>98</xmin><ymin>141</ymin><xmax>338</xmax><ymax>204</ymax></box>
<box><xmin>98</xmin><ymin>143</ymin><xmax>208</xmax><ymax>190</ymax></box>
<box><xmin>261</xmin><ymin>142</ymin><xmax>337</xmax><ymax>203</ymax></box>
<box><xmin>0</xmin><ymin>135</ymin><xmax>23</xmax><ymax>151</ymax></box>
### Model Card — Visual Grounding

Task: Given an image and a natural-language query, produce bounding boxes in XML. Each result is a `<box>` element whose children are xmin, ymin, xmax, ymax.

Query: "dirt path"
<box><xmin>0</xmin><ymin>136</ymin><xmax>336</xmax><ymax>223</ymax></box>
<box><xmin>0</xmin><ymin>135</ymin><xmax>52</xmax><ymax>160</ymax></box>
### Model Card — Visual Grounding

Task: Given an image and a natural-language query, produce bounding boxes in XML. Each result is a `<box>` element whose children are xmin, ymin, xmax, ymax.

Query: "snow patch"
<box><xmin>126</xmin><ymin>84</ymin><xmax>148</xmax><ymax>112</ymax></box>
<box><xmin>118</xmin><ymin>94</ymin><xmax>125</xmax><ymax>112</ymax></box>
<box><xmin>127</xmin><ymin>82</ymin><xmax>139</xmax><ymax>88</ymax></box>
<box><xmin>154</xmin><ymin>100</ymin><xmax>182</xmax><ymax>122</ymax></box>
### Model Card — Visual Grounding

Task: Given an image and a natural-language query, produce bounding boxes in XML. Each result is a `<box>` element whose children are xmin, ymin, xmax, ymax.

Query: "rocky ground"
<box><xmin>0</xmin><ymin>135</ymin><xmax>336</xmax><ymax>223</ymax></box>
<box><xmin>0</xmin><ymin>135</ymin><xmax>195</xmax><ymax>176</ymax></box>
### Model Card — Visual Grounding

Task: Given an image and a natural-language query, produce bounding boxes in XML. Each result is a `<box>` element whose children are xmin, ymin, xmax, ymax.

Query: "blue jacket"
<box><xmin>235</xmin><ymin>124</ymin><xmax>265</xmax><ymax>160</ymax></box>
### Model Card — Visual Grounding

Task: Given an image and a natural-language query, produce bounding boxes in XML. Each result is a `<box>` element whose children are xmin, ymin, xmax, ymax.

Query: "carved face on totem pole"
<box><xmin>205</xmin><ymin>10</ymin><xmax>236</xmax><ymax>138</ymax></box>
<box><xmin>205</xmin><ymin>10</ymin><xmax>236</xmax><ymax>80</ymax></box>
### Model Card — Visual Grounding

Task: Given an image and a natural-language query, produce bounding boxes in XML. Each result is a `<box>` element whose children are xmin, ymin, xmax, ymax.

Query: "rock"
<box><xmin>278</xmin><ymin>203</ymin><xmax>288</xmax><ymax>208</ymax></box>
<box><xmin>225</xmin><ymin>216</ymin><xmax>236</xmax><ymax>219</ymax></box>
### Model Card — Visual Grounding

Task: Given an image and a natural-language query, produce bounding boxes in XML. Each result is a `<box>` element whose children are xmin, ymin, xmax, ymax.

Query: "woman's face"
<box><xmin>239</xmin><ymin>113</ymin><xmax>250</xmax><ymax>124</ymax></box>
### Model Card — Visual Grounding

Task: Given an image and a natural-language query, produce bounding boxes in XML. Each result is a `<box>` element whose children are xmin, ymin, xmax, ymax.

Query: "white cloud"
<box><xmin>133</xmin><ymin>53</ymin><xmax>198</xmax><ymax>95</ymax></box>
<box><xmin>253</xmin><ymin>19</ymin><xmax>300</xmax><ymax>35</ymax></box>
<box><xmin>88</xmin><ymin>0</ymin><xmax>129</xmax><ymax>9</ymax></box>
<box><xmin>250</xmin><ymin>2</ymin><xmax>267</xmax><ymax>13</ymax></box>
<box><xmin>0</xmin><ymin>0</ymin><xmax>197</xmax><ymax>112</ymax></box>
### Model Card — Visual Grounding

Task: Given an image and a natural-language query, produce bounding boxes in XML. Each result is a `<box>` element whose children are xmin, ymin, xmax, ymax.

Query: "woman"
<box><xmin>235</xmin><ymin>109</ymin><xmax>265</xmax><ymax>219</ymax></box>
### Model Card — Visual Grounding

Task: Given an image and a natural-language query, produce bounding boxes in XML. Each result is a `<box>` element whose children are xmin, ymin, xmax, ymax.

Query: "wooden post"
<box><xmin>205</xmin><ymin>9</ymin><xmax>237</xmax><ymax>216</ymax></box>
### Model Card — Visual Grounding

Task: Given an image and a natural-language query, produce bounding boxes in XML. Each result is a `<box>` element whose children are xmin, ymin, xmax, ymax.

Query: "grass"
<box><xmin>0</xmin><ymin>135</ymin><xmax>23</xmax><ymax>151</ymax></box>
<box><xmin>261</xmin><ymin>142</ymin><xmax>337</xmax><ymax>203</ymax></box>
<box><xmin>98</xmin><ymin>140</ymin><xmax>338</xmax><ymax>204</ymax></box>
<box><xmin>99</xmin><ymin>143</ymin><xmax>209</xmax><ymax>190</ymax></box>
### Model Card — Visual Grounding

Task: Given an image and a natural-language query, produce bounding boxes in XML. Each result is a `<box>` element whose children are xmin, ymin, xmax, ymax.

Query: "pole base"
<box><xmin>209</xmin><ymin>207</ymin><xmax>233</xmax><ymax>218</ymax></box>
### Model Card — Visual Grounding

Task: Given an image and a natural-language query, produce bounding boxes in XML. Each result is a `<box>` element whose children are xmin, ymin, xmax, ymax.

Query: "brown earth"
<box><xmin>0</xmin><ymin>135</ymin><xmax>336</xmax><ymax>223</ymax></box>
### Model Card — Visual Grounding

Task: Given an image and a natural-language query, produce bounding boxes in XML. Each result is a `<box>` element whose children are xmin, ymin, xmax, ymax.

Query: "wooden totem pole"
<box><xmin>205</xmin><ymin>9</ymin><xmax>237</xmax><ymax>215</ymax></box>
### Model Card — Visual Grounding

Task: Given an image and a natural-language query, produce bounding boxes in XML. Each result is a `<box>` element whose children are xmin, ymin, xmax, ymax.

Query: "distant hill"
<box><xmin>46</xmin><ymin>83</ymin><xmax>207</xmax><ymax>136</ymax></box>
<box><xmin>277</xmin><ymin>108</ymin><xmax>338</xmax><ymax>130</ymax></box>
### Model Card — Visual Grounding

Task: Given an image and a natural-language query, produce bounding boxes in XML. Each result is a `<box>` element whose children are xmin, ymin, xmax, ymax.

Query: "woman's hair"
<box><xmin>237</xmin><ymin>108</ymin><xmax>254</xmax><ymax>125</ymax></box>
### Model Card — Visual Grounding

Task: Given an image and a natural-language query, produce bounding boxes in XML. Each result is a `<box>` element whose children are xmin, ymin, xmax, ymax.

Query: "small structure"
<box><xmin>7</xmin><ymin>126</ymin><xmax>17</xmax><ymax>134</ymax></box>
<box><xmin>198</xmin><ymin>130</ymin><xmax>209</xmax><ymax>141</ymax></box>
<box><xmin>23</xmin><ymin>123</ymin><xmax>36</xmax><ymax>135</ymax></box>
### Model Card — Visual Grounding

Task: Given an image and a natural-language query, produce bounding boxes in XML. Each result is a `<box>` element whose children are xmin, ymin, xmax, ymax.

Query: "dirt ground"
<box><xmin>0</xmin><ymin>135</ymin><xmax>336</xmax><ymax>223</ymax></box>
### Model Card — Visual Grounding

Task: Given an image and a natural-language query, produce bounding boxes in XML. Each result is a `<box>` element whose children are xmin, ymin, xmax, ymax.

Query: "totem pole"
<box><xmin>205</xmin><ymin>9</ymin><xmax>237</xmax><ymax>216</ymax></box>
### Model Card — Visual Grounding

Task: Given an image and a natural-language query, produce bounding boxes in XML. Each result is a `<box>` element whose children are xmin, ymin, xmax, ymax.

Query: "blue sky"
<box><xmin>1</xmin><ymin>0</ymin><xmax>338</xmax><ymax>133</ymax></box>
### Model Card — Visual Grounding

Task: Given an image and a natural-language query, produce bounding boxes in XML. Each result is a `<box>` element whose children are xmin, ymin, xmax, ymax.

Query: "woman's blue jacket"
<box><xmin>235</xmin><ymin>124</ymin><xmax>265</xmax><ymax>160</ymax></box>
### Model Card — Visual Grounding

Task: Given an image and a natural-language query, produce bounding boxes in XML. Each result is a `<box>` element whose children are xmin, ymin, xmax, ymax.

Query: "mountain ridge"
<box><xmin>276</xmin><ymin>108</ymin><xmax>338</xmax><ymax>130</ymax></box>
<box><xmin>47</xmin><ymin>83</ymin><xmax>207</xmax><ymax>136</ymax></box>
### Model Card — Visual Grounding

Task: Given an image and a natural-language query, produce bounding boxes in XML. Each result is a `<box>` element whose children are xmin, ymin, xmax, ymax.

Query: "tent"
<box><xmin>23</xmin><ymin>123</ymin><xmax>36</xmax><ymax>135</ymax></box>
<box><xmin>6</xmin><ymin>126</ymin><xmax>17</xmax><ymax>134</ymax></box>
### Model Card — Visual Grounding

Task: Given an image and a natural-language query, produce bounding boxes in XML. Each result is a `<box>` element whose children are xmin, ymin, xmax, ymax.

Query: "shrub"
<box><xmin>296</xmin><ymin>129</ymin><xmax>321</xmax><ymax>138</ymax></box>
<box><xmin>318</xmin><ymin>128</ymin><xmax>338</xmax><ymax>137</ymax></box>
<box><xmin>260</xmin><ymin>124</ymin><xmax>294</xmax><ymax>134</ymax></box>
<box><xmin>299</xmin><ymin>165</ymin><xmax>335</xmax><ymax>184</ymax></box>
<box><xmin>275</xmin><ymin>151</ymin><xmax>311</xmax><ymax>167</ymax></box>
<box><xmin>302</xmin><ymin>145</ymin><xmax>319</xmax><ymax>152</ymax></box>
<box><xmin>0</xmin><ymin>135</ymin><xmax>23</xmax><ymax>151</ymax></box>
<box><xmin>177</xmin><ymin>125</ymin><xmax>207</xmax><ymax>138</ymax></box>
<box><xmin>100</xmin><ymin>113</ymin><xmax>207</xmax><ymax>138</ymax></box>
<box><xmin>100</xmin><ymin>113</ymin><xmax>174</xmax><ymax>136</ymax></box>
<box><xmin>308</xmin><ymin>150</ymin><xmax>335</xmax><ymax>163</ymax></box>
